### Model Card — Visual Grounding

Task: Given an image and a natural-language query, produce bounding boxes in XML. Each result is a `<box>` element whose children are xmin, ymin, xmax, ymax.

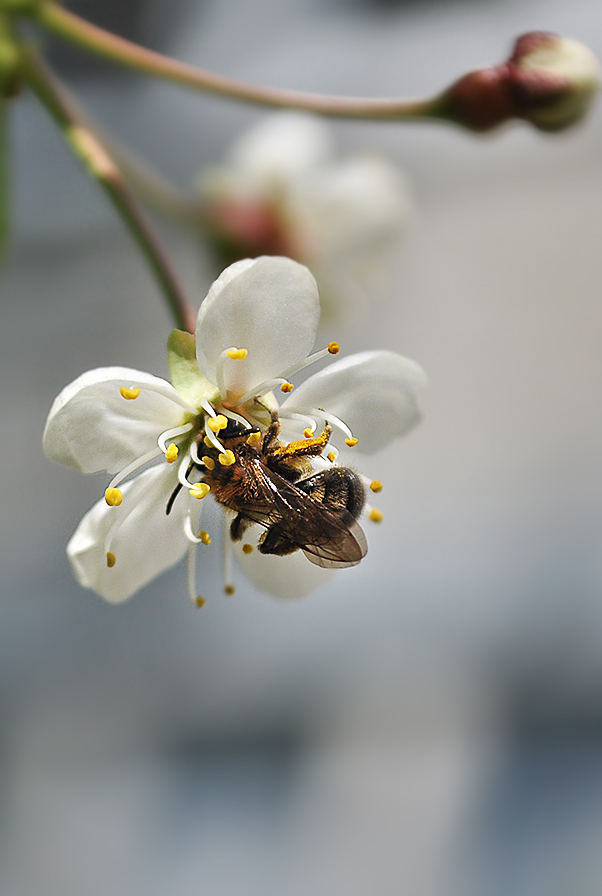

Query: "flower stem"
<box><xmin>34</xmin><ymin>2</ymin><xmax>440</xmax><ymax>122</ymax></box>
<box><xmin>22</xmin><ymin>49</ymin><xmax>197</xmax><ymax>334</ymax></box>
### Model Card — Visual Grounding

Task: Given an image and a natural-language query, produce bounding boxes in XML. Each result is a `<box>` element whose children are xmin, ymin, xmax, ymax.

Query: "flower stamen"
<box><xmin>223</xmin><ymin>516</ymin><xmax>235</xmax><ymax>595</ymax></box>
<box><xmin>184</xmin><ymin>513</ymin><xmax>203</xmax><ymax>543</ymax></box>
<box><xmin>119</xmin><ymin>386</ymin><xmax>141</xmax><ymax>400</ymax></box>
<box><xmin>106</xmin><ymin>551</ymin><xmax>116</xmax><ymax>568</ymax></box>
<box><xmin>105</xmin><ymin>487</ymin><xmax>123</xmax><ymax>506</ymax></box>
<box><xmin>279</xmin><ymin>341</ymin><xmax>341</xmax><ymax>381</ymax></box>
<box><xmin>207</xmin><ymin>414</ymin><xmax>229</xmax><ymax>433</ymax></box>
<box><xmin>165</xmin><ymin>443</ymin><xmax>179</xmax><ymax>463</ymax></box>
<box><xmin>218</xmin><ymin>449</ymin><xmax>236</xmax><ymax>466</ymax></box>
<box><xmin>215</xmin><ymin>347</ymin><xmax>248</xmax><ymax>396</ymax></box>
<box><xmin>157</xmin><ymin>422</ymin><xmax>194</xmax><ymax>455</ymax></box>
<box><xmin>190</xmin><ymin>482</ymin><xmax>211</xmax><ymax>500</ymax></box>
<box><xmin>108</xmin><ymin>445</ymin><xmax>163</xmax><ymax>491</ymax></box>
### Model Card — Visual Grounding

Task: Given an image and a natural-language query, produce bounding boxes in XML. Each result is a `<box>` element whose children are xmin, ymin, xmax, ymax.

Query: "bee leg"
<box><xmin>258</xmin><ymin>525</ymin><xmax>299</xmax><ymax>557</ymax></box>
<box><xmin>259</xmin><ymin>411</ymin><xmax>282</xmax><ymax>454</ymax></box>
<box><xmin>230</xmin><ymin>513</ymin><xmax>252</xmax><ymax>542</ymax></box>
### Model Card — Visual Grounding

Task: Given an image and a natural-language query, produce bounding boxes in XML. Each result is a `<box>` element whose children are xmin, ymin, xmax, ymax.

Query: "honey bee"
<box><xmin>197</xmin><ymin>414</ymin><xmax>367</xmax><ymax>569</ymax></box>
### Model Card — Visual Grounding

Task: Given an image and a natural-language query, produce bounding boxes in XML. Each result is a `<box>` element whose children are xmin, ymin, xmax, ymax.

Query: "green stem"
<box><xmin>34</xmin><ymin>2</ymin><xmax>439</xmax><ymax>121</ymax></box>
<box><xmin>22</xmin><ymin>49</ymin><xmax>197</xmax><ymax>333</ymax></box>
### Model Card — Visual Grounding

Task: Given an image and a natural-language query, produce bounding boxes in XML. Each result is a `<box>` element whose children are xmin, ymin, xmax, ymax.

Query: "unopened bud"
<box><xmin>436</xmin><ymin>32</ymin><xmax>601</xmax><ymax>133</ymax></box>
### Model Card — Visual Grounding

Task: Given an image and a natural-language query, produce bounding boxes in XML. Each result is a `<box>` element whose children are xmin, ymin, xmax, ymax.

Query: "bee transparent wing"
<box><xmin>237</xmin><ymin>458</ymin><xmax>367</xmax><ymax>568</ymax></box>
<box><xmin>301</xmin><ymin>516</ymin><xmax>367</xmax><ymax>569</ymax></box>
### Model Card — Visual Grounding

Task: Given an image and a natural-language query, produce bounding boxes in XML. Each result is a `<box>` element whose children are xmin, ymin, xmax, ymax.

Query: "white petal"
<box><xmin>67</xmin><ymin>465</ymin><xmax>190</xmax><ymax>603</ymax></box>
<box><xmin>235</xmin><ymin>541</ymin><xmax>335</xmax><ymax>599</ymax></box>
<box><xmin>281</xmin><ymin>350</ymin><xmax>427</xmax><ymax>453</ymax></box>
<box><xmin>43</xmin><ymin>367</ymin><xmax>193</xmax><ymax>474</ymax></box>
<box><xmin>228</xmin><ymin>112</ymin><xmax>334</xmax><ymax>183</ymax></box>
<box><xmin>196</xmin><ymin>257</ymin><xmax>320</xmax><ymax>399</ymax></box>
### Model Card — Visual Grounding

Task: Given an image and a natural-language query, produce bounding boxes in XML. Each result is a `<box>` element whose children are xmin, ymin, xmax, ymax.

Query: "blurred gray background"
<box><xmin>2</xmin><ymin>0</ymin><xmax>602</xmax><ymax>893</ymax></box>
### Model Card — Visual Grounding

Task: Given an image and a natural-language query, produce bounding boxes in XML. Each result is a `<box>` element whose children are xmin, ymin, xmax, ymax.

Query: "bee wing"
<box><xmin>301</xmin><ymin>516</ymin><xmax>368</xmax><ymax>569</ymax></box>
<box><xmin>236</xmin><ymin>458</ymin><xmax>368</xmax><ymax>569</ymax></box>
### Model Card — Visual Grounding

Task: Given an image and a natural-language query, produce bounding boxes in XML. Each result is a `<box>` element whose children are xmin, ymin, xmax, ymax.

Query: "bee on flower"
<box><xmin>197</xmin><ymin>113</ymin><xmax>412</xmax><ymax>327</ymax></box>
<box><xmin>43</xmin><ymin>257</ymin><xmax>426</xmax><ymax>603</ymax></box>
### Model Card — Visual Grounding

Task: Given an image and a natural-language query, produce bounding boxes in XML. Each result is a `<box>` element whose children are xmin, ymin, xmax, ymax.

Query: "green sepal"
<box><xmin>167</xmin><ymin>329</ymin><xmax>218</xmax><ymax>408</ymax></box>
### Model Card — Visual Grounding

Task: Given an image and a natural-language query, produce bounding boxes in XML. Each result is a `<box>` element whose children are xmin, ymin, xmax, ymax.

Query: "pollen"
<box><xmin>280</xmin><ymin>382</ymin><xmax>294</xmax><ymax>393</ymax></box>
<box><xmin>224</xmin><ymin>584</ymin><xmax>236</xmax><ymax>596</ymax></box>
<box><xmin>190</xmin><ymin>482</ymin><xmax>210</xmax><ymax>500</ymax></box>
<box><xmin>226</xmin><ymin>348</ymin><xmax>248</xmax><ymax>360</ymax></box>
<box><xmin>242</xmin><ymin>543</ymin><xmax>254</xmax><ymax>555</ymax></box>
<box><xmin>207</xmin><ymin>414</ymin><xmax>228</xmax><ymax>433</ymax></box>
<box><xmin>247</xmin><ymin>431</ymin><xmax>262</xmax><ymax>448</ymax></box>
<box><xmin>370</xmin><ymin>480</ymin><xmax>383</xmax><ymax>493</ymax></box>
<box><xmin>328</xmin><ymin>341</ymin><xmax>340</xmax><ymax>355</ymax></box>
<box><xmin>197</xmin><ymin>530</ymin><xmax>212</xmax><ymax>545</ymax></box>
<box><xmin>201</xmin><ymin>455</ymin><xmax>215</xmax><ymax>471</ymax></box>
<box><xmin>304</xmin><ymin>428</ymin><xmax>314</xmax><ymax>438</ymax></box>
<box><xmin>204</xmin><ymin>435</ymin><xmax>213</xmax><ymax>448</ymax></box>
<box><xmin>369</xmin><ymin>508</ymin><xmax>384</xmax><ymax>523</ymax></box>
<box><xmin>106</xmin><ymin>551</ymin><xmax>116</xmax><ymax>568</ymax></box>
<box><xmin>345</xmin><ymin>437</ymin><xmax>359</xmax><ymax>447</ymax></box>
<box><xmin>105</xmin><ymin>487</ymin><xmax>123</xmax><ymax>506</ymax></box>
<box><xmin>218</xmin><ymin>449</ymin><xmax>236</xmax><ymax>466</ymax></box>
<box><xmin>195</xmin><ymin>596</ymin><xmax>207</xmax><ymax>608</ymax></box>
<box><xmin>327</xmin><ymin>452</ymin><xmax>336</xmax><ymax>463</ymax></box>
<box><xmin>119</xmin><ymin>386</ymin><xmax>141</xmax><ymax>400</ymax></box>
<box><xmin>165</xmin><ymin>443</ymin><xmax>179</xmax><ymax>463</ymax></box>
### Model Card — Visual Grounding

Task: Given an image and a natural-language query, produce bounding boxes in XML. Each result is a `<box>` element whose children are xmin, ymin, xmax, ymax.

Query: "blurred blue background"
<box><xmin>2</xmin><ymin>0</ymin><xmax>602</xmax><ymax>893</ymax></box>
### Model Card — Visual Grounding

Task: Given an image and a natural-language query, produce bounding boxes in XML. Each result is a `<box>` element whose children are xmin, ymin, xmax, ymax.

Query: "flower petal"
<box><xmin>235</xmin><ymin>540</ymin><xmax>335</xmax><ymax>599</ymax></box>
<box><xmin>43</xmin><ymin>367</ymin><xmax>194</xmax><ymax>474</ymax></box>
<box><xmin>67</xmin><ymin>465</ymin><xmax>190</xmax><ymax>603</ymax></box>
<box><xmin>228</xmin><ymin>112</ymin><xmax>334</xmax><ymax>182</ymax></box>
<box><xmin>196</xmin><ymin>257</ymin><xmax>320</xmax><ymax>399</ymax></box>
<box><xmin>280</xmin><ymin>350</ymin><xmax>427</xmax><ymax>453</ymax></box>
<box><xmin>291</xmin><ymin>155</ymin><xmax>411</xmax><ymax>261</ymax></box>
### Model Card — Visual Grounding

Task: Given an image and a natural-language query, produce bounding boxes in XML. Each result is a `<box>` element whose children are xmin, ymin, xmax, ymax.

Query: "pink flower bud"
<box><xmin>438</xmin><ymin>32</ymin><xmax>601</xmax><ymax>133</ymax></box>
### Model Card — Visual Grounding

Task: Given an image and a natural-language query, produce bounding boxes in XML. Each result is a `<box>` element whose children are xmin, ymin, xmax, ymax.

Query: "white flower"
<box><xmin>43</xmin><ymin>256</ymin><xmax>426</xmax><ymax>604</ymax></box>
<box><xmin>198</xmin><ymin>113</ymin><xmax>412</xmax><ymax>326</ymax></box>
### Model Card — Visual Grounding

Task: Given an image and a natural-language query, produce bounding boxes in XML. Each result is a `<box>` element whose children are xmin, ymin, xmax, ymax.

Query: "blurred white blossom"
<box><xmin>198</xmin><ymin>113</ymin><xmax>412</xmax><ymax>326</ymax></box>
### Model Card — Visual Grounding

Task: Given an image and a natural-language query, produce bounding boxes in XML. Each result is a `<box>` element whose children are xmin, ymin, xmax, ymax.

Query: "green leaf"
<box><xmin>167</xmin><ymin>328</ymin><xmax>217</xmax><ymax>408</ymax></box>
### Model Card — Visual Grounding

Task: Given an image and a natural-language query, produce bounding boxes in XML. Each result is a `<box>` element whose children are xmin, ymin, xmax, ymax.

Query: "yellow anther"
<box><xmin>328</xmin><ymin>341</ymin><xmax>340</xmax><ymax>355</ymax></box>
<box><xmin>224</xmin><ymin>585</ymin><xmax>236</xmax><ymax>596</ymax></box>
<box><xmin>119</xmin><ymin>386</ymin><xmax>141</xmax><ymax>400</ymax></box>
<box><xmin>327</xmin><ymin>452</ymin><xmax>336</xmax><ymax>463</ymax></box>
<box><xmin>201</xmin><ymin>455</ymin><xmax>215</xmax><ymax>471</ymax></box>
<box><xmin>370</xmin><ymin>480</ymin><xmax>383</xmax><ymax>493</ymax></box>
<box><xmin>303</xmin><ymin>428</ymin><xmax>314</xmax><ymax>439</ymax></box>
<box><xmin>247</xmin><ymin>431</ymin><xmax>262</xmax><ymax>448</ymax></box>
<box><xmin>105</xmin><ymin>487</ymin><xmax>123</xmax><ymax>507</ymax></box>
<box><xmin>280</xmin><ymin>382</ymin><xmax>294</xmax><ymax>393</ymax></box>
<box><xmin>218</xmin><ymin>449</ymin><xmax>236</xmax><ymax>466</ymax></box>
<box><xmin>204</xmin><ymin>435</ymin><xmax>213</xmax><ymax>448</ymax></box>
<box><xmin>369</xmin><ymin>508</ymin><xmax>384</xmax><ymax>523</ymax></box>
<box><xmin>226</xmin><ymin>348</ymin><xmax>248</xmax><ymax>360</ymax></box>
<box><xmin>197</xmin><ymin>530</ymin><xmax>212</xmax><ymax>545</ymax></box>
<box><xmin>242</xmin><ymin>543</ymin><xmax>254</xmax><ymax>555</ymax></box>
<box><xmin>195</xmin><ymin>596</ymin><xmax>207</xmax><ymax>609</ymax></box>
<box><xmin>165</xmin><ymin>443</ymin><xmax>179</xmax><ymax>463</ymax></box>
<box><xmin>345</xmin><ymin>437</ymin><xmax>359</xmax><ymax>447</ymax></box>
<box><xmin>207</xmin><ymin>414</ymin><xmax>228</xmax><ymax>433</ymax></box>
<box><xmin>190</xmin><ymin>482</ymin><xmax>210</xmax><ymax>500</ymax></box>
<box><xmin>106</xmin><ymin>551</ymin><xmax>116</xmax><ymax>568</ymax></box>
